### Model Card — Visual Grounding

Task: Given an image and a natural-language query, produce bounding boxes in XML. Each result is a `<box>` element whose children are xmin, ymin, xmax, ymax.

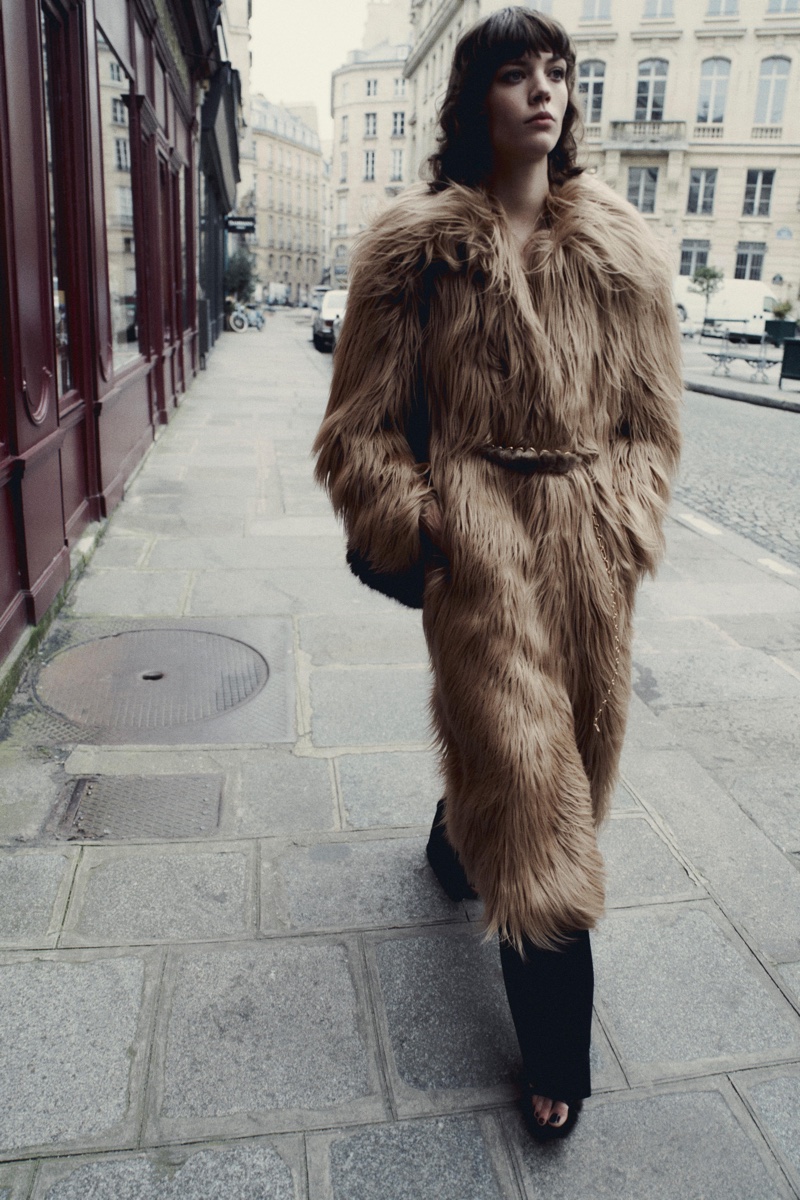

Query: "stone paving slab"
<box><xmin>637</xmin><ymin>576</ymin><xmax>800</xmax><ymax>618</ymax></box>
<box><xmin>737</xmin><ymin>1066</ymin><xmax>800</xmax><ymax>1192</ymax></box>
<box><xmin>144</xmin><ymin>535</ymin><xmax>344</xmax><ymax>571</ymax></box>
<box><xmin>298</xmin><ymin>613</ymin><xmax>428</xmax><ymax>666</ymax></box>
<box><xmin>0</xmin><ymin>1163</ymin><xmax>35</xmax><ymax>1200</ymax></box>
<box><xmin>632</xmin><ymin>645</ymin><xmax>800</xmax><ymax>712</ymax></box>
<box><xmin>0</xmin><ymin>750</ymin><xmax>67</xmax><ymax>843</ymax></box>
<box><xmin>307</xmin><ymin>1113</ymin><xmax>513</xmax><ymax>1200</ymax></box>
<box><xmin>592</xmin><ymin>903</ymin><xmax>800</xmax><ymax>1085</ymax></box>
<box><xmin>0</xmin><ymin>849</ymin><xmax>76</xmax><ymax>948</ymax></box>
<box><xmin>598</xmin><ymin>816</ymin><xmax>702</xmax><ymax>908</ymax></box>
<box><xmin>68</xmin><ymin>570</ymin><xmax>190</xmax><ymax>617</ymax></box>
<box><xmin>227</xmin><ymin>750</ymin><xmax>337</xmax><ymax>837</ymax></box>
<box><xmin>61</xmin><ymin>843</ymin><xmax>255</xmax><ymax>946</ymax></box>
<box><xmin>337</xmin><ymin>751</ymin><xmax>441</xmax><ymax>829</ymax></box>
<box><xmin>187</xmin><ymin>568</ymin><xmax>388</xmax><ymax>618</ymax></box>
<box><xmin>91</xmin><ymin>537</ymin><xmax>150</xmax><ymax>568</ymax></box>
<box><xmin>660</xmin><ymin>699</ymin><xmax>799</xmax><ymax>783</ymax></box>
<box><xmin>619</xmin><ymin>746</ymin><xmax>800</xmax><ymax>961</ymax></box>
<box><xmin>0</xmin><ymin>949</ymin><xmax>159</xmax><ymax>1158</ymax></box>
<box><xmin>710</xmin><ymin>612</ymin><xmax>800</xmax><ymax>654</ymax></box>
<box><xmin>31</xmin><ymin>1137</ymin><xmax>305</xmax><ymax>1200</ymax></box>
<box><xmin>509</xmin><ymin>1083</ymin><xmax>794</xmax><ymax>1200</ymax></box>
<box><xmin>311</xmin><ymin>668</ymin><xmax>431</xmax><ymax>747</ymax></box>
<box><xmin>725</xmin><ymin>766</ymin><xmax>800</xmax><ymax>853</ymax></box>
<box><xmin>147</xmin><ymin>938</ymin><xmax>386</xmax><ymax>1142</ymax></box>
<box><xmin>369</xmin><ymin>928</ymin><xmax>520</xmax><ymax>1102</ymax></box>
<box><xmin>610</xmin><ymin>781</ymin><xmax>639</xmax><ymax>811</ymax></box>
<box><xmin>261</xmin><ymin>836</ymin><xmax>463</xmax><ymax>933</ymax></box>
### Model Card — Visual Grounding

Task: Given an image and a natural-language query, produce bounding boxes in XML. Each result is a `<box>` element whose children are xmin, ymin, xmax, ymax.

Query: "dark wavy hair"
<box><xmin>426</xmin><ymin>6</ymin><xmax>584</xmax><ymax>191</ymax></box>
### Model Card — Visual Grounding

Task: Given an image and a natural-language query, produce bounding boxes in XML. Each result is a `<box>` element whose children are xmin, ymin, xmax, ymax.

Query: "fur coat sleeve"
<box><xmin>312</xmin><ymin>207</ymin><xmax>438</xmax><ymax>574</ymax></box>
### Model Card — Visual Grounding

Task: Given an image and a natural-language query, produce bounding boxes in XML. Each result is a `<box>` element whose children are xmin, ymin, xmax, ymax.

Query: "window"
<box><xmin>112</xmin><ymin>97</ymin><xmax>127</xmax><ymax>124</ymax></box>
<box><xmin>537</xmin><ymin>0</ymin><xmax>553</xmax><ymax>10</ymax></box>
<box><xmin>339</xmin><ymin>150</ymin><xmax>348</xmax><ymax>182</ymax></box>
<box><xmin>627</xmin><ymin>166</ymin><xmax>658</xmax><ymax>212</ymax></box>
<box><xmin>336</xmin><ymin>194</ymin><xmax>347</xmax><ymax>234</ymax></box>
<box><xmin>582</xmin><ymin>0</ymin><xmax>610</xmax><ymax>16</ymax></box>
<box><xmin>392</xmin><ymin>111</ymin><xmax>405</xmax><ymax>137</ymax></box>
<box><xmin>696</xmin><ymin>58</ymin><xmax>730</xmax><ymax>124</ymax></box>
<box><xmin>735</xmin><ymin>242</ymin><xmax>766</xmax><ymax>280</ymax></box>
<box><xmin>340</xmin><ymin>114</ymin><xmax>348</xmax><ymax>141</ymax></box>
<box><xmin>644</xmin><ymin>0</ymin><xmax>673</xmax><ymax>14</ymax></box>
<box><xmin>114</xmin><ymin>137</ymin><xmax>130</xmax><ymax>171</ymax></box>
<box><xmin>742</xmin><ymin>169</ymin><xmax>775</xmax><ymax>216</ymax></box>
<box><xmin>687</xmin><ymin>168</ymin><xmax>718</xmax><ymax>214</ymax></box>
<box><xmin>579</xmin><ymin>61</ymin><xmax>605</xmax><ymax>123</ymax></box>
<box><xmin>342</xmin><ymin>81</ymin><xmax>349</xmax><ymax>101</ymax></box>
<box><xmin>366</xmin><ymin>78</ymin><xmax>378</xmax><ymax>96</ymax></box>
<box><xmin>394</xmin><ymin>77</ymin><xmax>406</xmax><ymax>97</ymax></box>
<box><xmin>767</xmin><ymin>0</ymin><xmax>799</xmax><ymax>11</ymax></box>
<box><xmin>390</xmin><ymin>148</ymin><xmax>404</xmax><ymax>181</ymax></box>
<box><xmin>364</xmin><ymin>149</ymin><xmax>375</xmax><ymax>181</ymax></box>
<box><xmin>707</xmin><ymin>0</ymin><xmax>737</xmax><ymax>12</ymax></box>
<box><xmin>755</xmin><ymin>58</ymin><xmax>790</xmax><ymax>124</ymax></box>
<box><xmin>680</xmin><ymin>240</ymin><xmax>710</xmax><ymax>275</ymax></box>
<box><xmin>364</xmin><ymin>112</ymin><xmax>377</xmax><ymax>137</ymax></box>
<box><xmin>97</xmin><ymin>28</ymin><xmax>139</xmax><ymax>371</ymax></box>
<box><xmin>636</xmin><ymin>59</ymin><xmax>668</xmax><ymax>120</ymax></box>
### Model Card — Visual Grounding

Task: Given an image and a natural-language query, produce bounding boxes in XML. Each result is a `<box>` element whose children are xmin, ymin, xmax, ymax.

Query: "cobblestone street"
<box><xmin>675</xmin><ymin>387</ymin><xmax>800</xmax><ymax>569</ymax></box>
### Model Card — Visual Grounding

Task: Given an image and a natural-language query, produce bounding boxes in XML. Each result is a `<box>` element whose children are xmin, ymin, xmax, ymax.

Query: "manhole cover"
<box><xmin>59</xmin><ymin>775</ymin><xmax>223</xmax><ymax>840</ymax></box>
<box><xmin>35</xmin><ymin>630</ymin><xmax>268</xmax><ymax>731</ymax></box>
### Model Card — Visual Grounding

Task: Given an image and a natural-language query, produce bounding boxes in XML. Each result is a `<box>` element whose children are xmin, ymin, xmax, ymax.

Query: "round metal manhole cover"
<box><xmin>35</xmin><ymin>630</ymin><xmax>269</xmax><ymax>730</ymax></box>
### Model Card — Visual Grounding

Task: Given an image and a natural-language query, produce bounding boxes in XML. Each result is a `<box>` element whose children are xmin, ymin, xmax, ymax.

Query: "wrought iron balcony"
<box><xmin>608</xmin><ymin>120</ymin><xmax>687</xmax><ymax>145</ymax></box>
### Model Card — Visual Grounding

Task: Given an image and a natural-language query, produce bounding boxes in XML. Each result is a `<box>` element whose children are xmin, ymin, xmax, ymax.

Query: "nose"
<box><xmin>529</xmin><ymin>70</ymin><xmax>551</xmax><ymax>103</ymax></box>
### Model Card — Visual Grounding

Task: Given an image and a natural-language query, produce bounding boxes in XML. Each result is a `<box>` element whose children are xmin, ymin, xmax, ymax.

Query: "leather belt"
<box><xmin>478</xmin><ymin>443</ymin><xmax>597</xmax><ymax>475</ymax></box>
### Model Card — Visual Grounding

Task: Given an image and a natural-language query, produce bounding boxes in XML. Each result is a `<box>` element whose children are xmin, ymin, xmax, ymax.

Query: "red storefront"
<box><xmin>0</xmin><ymin>0</ymin><xmax>239</xmax><ymax>667</ymax></box>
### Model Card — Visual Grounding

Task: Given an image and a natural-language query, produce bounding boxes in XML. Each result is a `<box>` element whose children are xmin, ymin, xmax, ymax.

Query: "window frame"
<box><xmin>627</xmin><ymin>165</ymin><xmax>659</xmax><ymax>213</ymax></box>
<box><xmin>687</xmin><ymin>167</ymin><xmax>718</xmax><ymax>214</ymax></box>
<box><xmin>635</xmin><ymin>58</ymin><xmax>669</xmax><ymax>121</ymax></box>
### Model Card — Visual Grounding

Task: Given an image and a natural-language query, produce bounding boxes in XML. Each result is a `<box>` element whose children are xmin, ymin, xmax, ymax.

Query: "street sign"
<box><xmin>226</xmin><ymin>215</ymin><xmax>256</xmax><ymax>234</ymax></box>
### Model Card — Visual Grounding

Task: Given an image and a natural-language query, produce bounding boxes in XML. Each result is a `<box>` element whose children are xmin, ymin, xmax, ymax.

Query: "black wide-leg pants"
<box><xmin>427</xmin><ymin>800</ymin><xmax>594</xmax><ymax>1104</ymax></box>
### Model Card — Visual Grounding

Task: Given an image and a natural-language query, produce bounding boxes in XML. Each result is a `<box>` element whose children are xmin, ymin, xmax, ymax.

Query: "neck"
<box><xmin>486</xmin><ymin>157</ymin><xmax>550</xmax><ymax>241</ymax></box>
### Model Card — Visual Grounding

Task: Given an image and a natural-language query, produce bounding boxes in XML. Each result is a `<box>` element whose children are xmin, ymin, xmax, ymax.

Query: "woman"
<box><xmin>314</xmin><ymin>7</ymin><xmax>682</xmax><ymax>1139</ymax></box>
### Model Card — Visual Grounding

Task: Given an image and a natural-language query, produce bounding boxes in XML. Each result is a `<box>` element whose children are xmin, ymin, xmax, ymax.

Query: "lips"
<box><xmin>526</xmin><ymin>112</ymin><xmax>555</xmax><ymax>124</ymax></box>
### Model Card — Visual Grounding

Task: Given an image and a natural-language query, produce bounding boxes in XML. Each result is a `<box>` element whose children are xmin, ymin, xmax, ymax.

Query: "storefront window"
<box><xmin>41</xmin><ymin>7</ymin><xmax>74</xmax><ymax>396</ymax></box>
<box><xmin>179</xmin><ymin>165</ymin><xmax>188</xmax><ymax>330</ymax></box>
<box><xmin>97</xmin><ymin>27</ymin><xmax>139</xmax><ymax>371</ymax></box>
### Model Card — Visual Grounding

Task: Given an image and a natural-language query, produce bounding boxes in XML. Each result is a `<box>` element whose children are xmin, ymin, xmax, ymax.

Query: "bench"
<box><xmin>705</xmin><ymin>350</ymin><xmax>782</xmax><ymax>384</ymax></box>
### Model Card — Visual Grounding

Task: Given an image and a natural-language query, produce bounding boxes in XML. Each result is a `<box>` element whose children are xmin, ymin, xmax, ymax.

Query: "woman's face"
<box><xmin>484</xmin><ymin>49</ymin><xmax>569</xmax><ymax>168</ymax></box>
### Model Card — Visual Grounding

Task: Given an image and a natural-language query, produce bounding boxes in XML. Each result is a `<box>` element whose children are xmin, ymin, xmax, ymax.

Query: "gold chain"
<box><xmin>591</xmin><ymin>507</ymin><xmax>622</xmax><ymax>734</ymax></box>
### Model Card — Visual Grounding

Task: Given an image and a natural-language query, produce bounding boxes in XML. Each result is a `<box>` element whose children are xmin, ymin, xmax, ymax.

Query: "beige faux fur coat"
<box><xmin>314</xmin><ymin>173</ymin><xmax>682</xmax><ymax>951</ymax></box>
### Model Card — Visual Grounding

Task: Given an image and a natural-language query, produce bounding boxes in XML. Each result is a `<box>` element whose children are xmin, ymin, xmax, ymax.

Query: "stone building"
<box><xmin>405</xmin><ymin>0</ymin><xmax>800</xmax><ymax>305</ymax></box>
<box><xmin>330</xmin><ymin>2</ymin><xmax>412</xmax><ymax>283</ymax></box>
<box><xmin>251</xmin><ymin>97</ymin><xmax>324</xmax><ymax>305</ymax></box>
<box><xmin>0</xmin><ymin>0</ymin><xmax>240</xmax><ymax>669</ymax></box>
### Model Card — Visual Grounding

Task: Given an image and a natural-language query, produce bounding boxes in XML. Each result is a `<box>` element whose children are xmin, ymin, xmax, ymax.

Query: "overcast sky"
<box><xmin>249</xmin><ymin>0</ymin><xmax>371</xmax><ymax>144</ymax></box>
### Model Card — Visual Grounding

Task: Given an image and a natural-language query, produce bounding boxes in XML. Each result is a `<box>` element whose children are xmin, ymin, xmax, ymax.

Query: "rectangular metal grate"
<box><xmin>59</xmin><ymin>775</ymin><xmax>223</xmax><ymax>841</ymax></box>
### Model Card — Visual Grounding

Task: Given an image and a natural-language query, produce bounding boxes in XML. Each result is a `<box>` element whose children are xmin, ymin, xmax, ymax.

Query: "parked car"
<box><xmin>311</xmin><ymin>286</ymin><xmax>330</xmax><ymax>312</ymax></box>
<box><xmin>672</xmin><ymin>276</ymin><xmax>778</xmax><ymax>344</ymax></box>
<box><xmin>331</xmin><ymin>307</ymin><xmax>346</xmax><ymax>353</ymax></box>
<box><xmin>312</xmin><ymin>289</ymin><xmax>347</xmax><ymax>351</ymax></box>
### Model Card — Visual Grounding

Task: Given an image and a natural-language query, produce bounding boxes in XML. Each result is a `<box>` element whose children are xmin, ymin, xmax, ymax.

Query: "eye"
<box><xmin>502</xmin><ymin>68</ymin><xmax>525</xmax><ymax>83</ymax></box>
<box><xmin>550</xmin><ymin>67</ymin><xmax>566</xmax><ymax>81</ymax></box>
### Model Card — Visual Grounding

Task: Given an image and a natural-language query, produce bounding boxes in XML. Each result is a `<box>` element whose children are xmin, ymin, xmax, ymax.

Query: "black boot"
<box><xmin>426</xmin><ymin>798</ymin><xmax>479</xmax><ymax>901</ymax></box>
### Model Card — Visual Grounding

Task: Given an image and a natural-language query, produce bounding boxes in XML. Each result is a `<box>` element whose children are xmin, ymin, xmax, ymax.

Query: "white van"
<box><xmin>673</xmin><ymin>276</ymin><xmax>777</xmax><ymax>342</ymax></box>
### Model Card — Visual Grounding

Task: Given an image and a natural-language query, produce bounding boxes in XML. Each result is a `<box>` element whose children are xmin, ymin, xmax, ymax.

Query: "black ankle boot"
<box><xmin>426</xmin><ymin>798</ymin><xmax>479</xmax><ymax>901</ymax></box>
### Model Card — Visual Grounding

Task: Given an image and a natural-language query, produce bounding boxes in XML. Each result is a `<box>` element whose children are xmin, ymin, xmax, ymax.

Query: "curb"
<box><xmin>684</xmin><ymin>378</ymin><xmax>800</xmax><ymax>414</ymax></box>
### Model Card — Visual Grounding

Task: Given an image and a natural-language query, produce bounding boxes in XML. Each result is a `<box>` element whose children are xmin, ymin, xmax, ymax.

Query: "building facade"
<box><xmin>330</xmin><ymin>41</ymin><xmax>411</xmax><ymax>282</ymax></box>
<box><xmin>251</xmin><ymin>97</ymin><xmax>324</xmax><ymax>305</ymax></box>
<box><xmin>405</xmin><ymin>0</ymin><xmax>800</xmax><ymax>305</ymax></box>
<box><xmin>0</xmin><ymin>0</ymin><xmax>239</xmax><ymax>668</ymax></box>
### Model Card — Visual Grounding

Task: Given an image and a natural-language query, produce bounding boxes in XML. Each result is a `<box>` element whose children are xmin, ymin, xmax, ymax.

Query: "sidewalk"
<box><xmin>1</xmin><ymin>314</ymin><xmax>799</xmax><ymax>1200</ymax></box>
<box><xmin>682</xmin><ymin>337</ymin><xmax>800</xmax><ymax>412</ymax></box>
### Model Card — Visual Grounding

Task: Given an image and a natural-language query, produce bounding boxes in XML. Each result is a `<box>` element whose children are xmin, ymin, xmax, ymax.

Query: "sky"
<box><xmin>249</xmin><ymin>0</ymin><xmax>371</xmax><ymax>145</ymax></box>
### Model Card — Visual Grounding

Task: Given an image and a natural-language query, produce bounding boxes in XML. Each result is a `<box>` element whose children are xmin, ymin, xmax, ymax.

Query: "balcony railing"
<box><xmin>609</xmin><ymin>120</ymin><xmax>686</xmax><ymax>144</ymax></box>
<box><xmin>752</xmin><ymin>124</ymin><xmax>782</xmax><ymax>140</ymax></box>
<box><xmin>584</xmin><ymin>124</ymin><xmax>602</xmax><ymax>140</ymax></box>
<box><xmin>693</xmin><ymin>123</ymin><xmax>724</xmax><ymax>139</ymax></box>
